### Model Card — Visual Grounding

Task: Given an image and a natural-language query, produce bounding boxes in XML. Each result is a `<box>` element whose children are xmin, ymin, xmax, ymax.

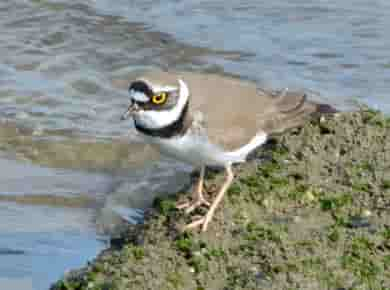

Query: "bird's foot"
<box><xmin>175</xmin><ymin>200</ymin><xmax>191</xmax><ymax>210</ymax></box>
<box><xmin>184</xmin><ymin>196</ymin><xmax>210</xmax><ymax>214</ymax></box>
<box><xmin>175</xmin><ymin>196</ymin><xmax>210</xmax><ymax>213</ymax></box>
<box><xmin>183</xmin><ymin>216</ymin><xmax>206</xmax><ymax>231</ymax></box>
<box><xmin>181</xmin><ymin>165</ymin><xmax>233</xmax><ymax>233</ymax></box>
<box><xmin>182</xmin><ymin>209</ymin><xmax>214</xmax><ymax>232</ymax></box>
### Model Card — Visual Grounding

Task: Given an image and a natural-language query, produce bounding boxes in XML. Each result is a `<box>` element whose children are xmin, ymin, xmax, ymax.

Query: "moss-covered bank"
<box><xmin>52</xmin><ymin>109</ymin><xmax>390</xmax><ymax>290</ymax></box>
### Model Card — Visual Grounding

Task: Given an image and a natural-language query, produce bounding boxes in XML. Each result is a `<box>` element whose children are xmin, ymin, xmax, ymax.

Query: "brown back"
<box><xmin>139</xmin><ymin>70</ymin><xmax>333</xmax><ymax>150</ymax></box>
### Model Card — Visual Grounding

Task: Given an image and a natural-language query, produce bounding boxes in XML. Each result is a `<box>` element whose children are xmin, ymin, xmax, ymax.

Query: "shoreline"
<box><xmin>52</xmin><ymin>109</ymin><xmax>390</xmax><ymax>290</ymax></box>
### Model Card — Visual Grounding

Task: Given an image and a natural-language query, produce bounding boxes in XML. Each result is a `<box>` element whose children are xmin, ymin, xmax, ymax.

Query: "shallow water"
<box><xmin>0</xmin><ymin>0</ymin><xmax>389</xmax><ymax>289</ymax></box>
<box><xmin>0</xmin><ymin>202</ymin><xmax>105</xmax><ymax>290</ymax></box>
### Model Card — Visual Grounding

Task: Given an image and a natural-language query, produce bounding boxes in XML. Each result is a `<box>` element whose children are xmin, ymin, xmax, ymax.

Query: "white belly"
<box><xmin>141</xmin><ymin>133</ymin><xmax>229</xmax><ymax>167</ymax></box>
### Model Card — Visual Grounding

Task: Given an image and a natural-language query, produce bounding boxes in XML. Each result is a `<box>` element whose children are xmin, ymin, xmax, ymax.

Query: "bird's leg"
<box><xmin>184</xmin><ymin>164</ymin><xmax>234</xmax><ymax>232</ymax></box>
<box><xmin>184</xmin><ymin>166</ymin><xmax>210</xmax><ymax>213</ymax></box>
<box><xmin>176</xmin><ymin>166</ymin><xmax>209</xmax><ymax>210</ymax></box>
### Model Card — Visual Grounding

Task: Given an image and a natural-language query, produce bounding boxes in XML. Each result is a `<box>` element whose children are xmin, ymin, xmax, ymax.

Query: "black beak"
<box><xmin>120</xmin><ymin>103</ymin><xmax>136</xmax><ymax>120</ymax></box>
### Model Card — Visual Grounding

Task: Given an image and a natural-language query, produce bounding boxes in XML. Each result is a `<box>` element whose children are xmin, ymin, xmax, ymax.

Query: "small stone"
<box><xmin>361</xmin><ymin>209</ymin><xmax>372</xmax><ymax>217</ymax></box>
<box><xmin>16</xmin><ymin>112</ymin><xmax>29</xmax><ymax>119</ymax></box>
<box><xmin>32</xmin><ymin>127</ymin><xmax>44</xmax><ymax>136</ymax></box>
<box><xmin>193</xmin><ymin>251</ymin><xmax>202</xmax><ymax>257</ymax></box>
<box><xmin>293</xmin><ymin>215</ymin><xmax>301</xmax><ymax>223</ymax></box>
<box><xmin>262</xmin><ymin>198</ymin><xmax>273</xmax><ymax>209</ymax></box>
<box><xmin>189</xmin><ymin>267</ymin><xmax>195</xmax><ymax>273</ymax></box>
<box><xmin>304</xmin><ymin>190</ymin><xmax>315</xmax><ymax>202</ymax></box>
<box><xmin>347</xmin><ymin>216</ymin><xmax>371</xmax><ymax>229</ymax></box>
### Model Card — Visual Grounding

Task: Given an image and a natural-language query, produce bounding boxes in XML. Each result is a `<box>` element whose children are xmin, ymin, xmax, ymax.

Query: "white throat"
<box><xmin>134</xmin><ymin>79</ymin><xmax>189</xmax><ymax>129</ymax></box>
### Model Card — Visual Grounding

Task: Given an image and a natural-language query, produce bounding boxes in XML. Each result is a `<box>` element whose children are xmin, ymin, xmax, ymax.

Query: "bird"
<box><xmin>121</xmin><ymin>70</ymin><xmax>332</xmax><ymax>232</ymax></box>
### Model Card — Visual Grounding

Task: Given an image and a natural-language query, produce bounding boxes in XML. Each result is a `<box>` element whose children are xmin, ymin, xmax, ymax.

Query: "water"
<box><xmin>0</xmin><ymin>201</ymin><xmax>104</xmax><ymax>290</ymax></box>
<box><xmin>0</xmin><ymin>0</ymin><xmax>389</xmax><ymax>289</ymax></box>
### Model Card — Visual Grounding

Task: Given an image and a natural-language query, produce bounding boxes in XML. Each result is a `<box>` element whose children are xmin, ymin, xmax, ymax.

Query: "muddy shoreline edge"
<box><xmin>51</xmin><ymin>109</ymin><xmax>390</xmax><ymax>290</ymax></box>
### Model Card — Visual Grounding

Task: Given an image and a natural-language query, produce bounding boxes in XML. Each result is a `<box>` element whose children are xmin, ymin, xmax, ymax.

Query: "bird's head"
<box><xmin>121</xmin><ymin>78</ymin><xmax>190</xmax><ymax>130</ymax></box>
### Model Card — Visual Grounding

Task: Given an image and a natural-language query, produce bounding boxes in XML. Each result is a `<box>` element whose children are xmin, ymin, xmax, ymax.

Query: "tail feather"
<box><xmin>221</xmin><ymin>89</ymin><xmax>335</xmax><ymax>164</ymax></box>
<box><xmin>226</xmin><ymin>132</ymin><xmax>267</xmax><ymax>163</ymax></box>
<box><xmin>259</xmin><ymin>89</ymin><xmax>336</xmax><ymax>135</ymax></box>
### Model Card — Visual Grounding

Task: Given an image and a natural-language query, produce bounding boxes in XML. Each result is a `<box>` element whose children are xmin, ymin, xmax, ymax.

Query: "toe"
<box><xmin>175</xmin><ymin>201</ymin><xmax>190</xmax><ymax>210</ymax></box>
<box><xmin>200</xmin><ymin>197</ymin><xmax>210</xmax><ymax>207</ymax></box>
<box><xmin>184</xmin><ymin>198</ymin><xmax>210</xmax><ymax>214</ymax></box>
<box><xmin>182</xmin><ymin>217</ymin><xmax>205</xmax><ymax>231</ymax></box>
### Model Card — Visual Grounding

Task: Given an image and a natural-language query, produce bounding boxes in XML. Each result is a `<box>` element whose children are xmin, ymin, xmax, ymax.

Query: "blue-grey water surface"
<box><xmin>0</xmin><ymin>0</ymin><xmax>389</xmax><ymax>289</ymax></box>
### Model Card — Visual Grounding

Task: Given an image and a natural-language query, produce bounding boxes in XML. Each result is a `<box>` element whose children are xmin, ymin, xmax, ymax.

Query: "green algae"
<box><xmin>51</xmin><ymin>109</ymin><xmax>390</xmax><ymax>290</ymax></box>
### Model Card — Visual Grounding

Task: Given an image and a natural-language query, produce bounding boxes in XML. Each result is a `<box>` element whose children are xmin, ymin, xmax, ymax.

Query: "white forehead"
<box><xmin>151</xmin><ymin>85</ymin><xmax>177</xmax><ymax>92</ymax></box>
<box><xmin>138</xmin><ymin>78</ymin><xmax>177</xmax><ymax>92</ymax></box>
<box><xmin>129</xmin><ymin>89</ymin><xmax>149</xmax><ymax>103</ymax></box>
<box><xmin>129</xmin><ymin>78</ymin><xmax>178</xmax><ymax>103</ymax></box>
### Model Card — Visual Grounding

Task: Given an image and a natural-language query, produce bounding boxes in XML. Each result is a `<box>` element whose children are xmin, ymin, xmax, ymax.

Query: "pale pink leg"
<box><xmin>184</xmin><ymin>166</ymin><xmax>211</xmax><ymax>213</ymax></box>
<box><xmin>184</xmin><ymin>164</ymin><xmax>234</xmax><ymax>232</ymax></box>
<box><xmin>176</xmin><ymin>167</ymin><xmax>209</xmax><ymax>210</ymax></box>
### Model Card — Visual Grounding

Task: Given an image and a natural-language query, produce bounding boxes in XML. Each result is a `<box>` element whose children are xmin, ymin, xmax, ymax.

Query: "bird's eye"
<box><xmin>151</xmin><ymin>92</ymin><xmax>167</xmax><ymax>105</ymax></box>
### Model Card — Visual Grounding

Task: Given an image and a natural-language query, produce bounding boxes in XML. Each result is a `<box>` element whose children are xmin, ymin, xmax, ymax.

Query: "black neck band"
<box><xmin>134</xmin><ymin>102</ymin><xmax>190</xmax><ymax>138</ymax></box>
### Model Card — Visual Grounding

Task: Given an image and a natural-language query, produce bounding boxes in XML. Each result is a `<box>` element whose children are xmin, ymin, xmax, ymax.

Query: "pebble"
<box><xmin>262</xmin><ymin>198</ymin><xmax>273</xmax><ymax>209</ymax></box>
<box><xmin>347</xmin><ymin>216</ymin><xmax>371</xmax><ymax>229</ymax></box>
<box><xmin>293</xmin><ymin>216</ymin><xmax>301</xmax><ymax>223</ymax></box>
<box><xmin>361</xmin><ymin>209</ymin><xmax>372</xmax><ymax>217</ymax></box>
<box><xmin>15</xmin><ymin>111</ymin><xmax>29</xmax><ymax>119</ymax></box>
<box><xmin>304</xmin><ymin>190</ymin><xmax>316</xmax><ymax>202</ymax></box>
<box><xmin>193</xmin><ymin>251</ymin><xmax>202</xmax><ymax>257</ymax></box>
<box><xmin>32</xmin><ymin>127</ymin><xmax>44</xmax><ymax>136</ymax></box>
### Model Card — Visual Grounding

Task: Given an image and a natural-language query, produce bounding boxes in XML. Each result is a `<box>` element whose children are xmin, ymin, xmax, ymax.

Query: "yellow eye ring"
<box><xmin>152</xmin><ymin>93</ymin><xmax>167</xmax><ymax>105</ymax></box>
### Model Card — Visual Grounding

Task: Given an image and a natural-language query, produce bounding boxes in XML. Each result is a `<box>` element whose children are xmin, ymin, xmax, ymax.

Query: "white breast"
<box><xmin>140</xmin><ymin>131</ymin><xmax>233</xmax><ymax>167</ymax></box>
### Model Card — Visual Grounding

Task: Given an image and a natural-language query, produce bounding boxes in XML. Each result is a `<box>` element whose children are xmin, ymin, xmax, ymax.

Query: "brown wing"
<box><xmin>139</xmin><ymin>70</ymin><xmax>334</xmax><ymax>151</ymax></box>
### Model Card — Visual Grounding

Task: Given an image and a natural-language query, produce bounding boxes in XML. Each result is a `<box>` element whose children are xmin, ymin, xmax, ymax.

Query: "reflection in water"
<box><xmin>0</xmin><ymin>156</ymin><xmax>190</xmax><ymax>289</ymax></box>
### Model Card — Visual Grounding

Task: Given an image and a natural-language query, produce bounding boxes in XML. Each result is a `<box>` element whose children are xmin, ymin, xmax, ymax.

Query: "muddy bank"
<box><xmin>51</xmin><ymin>109</ymin><xmax>390</xmax><ymax>290</ymax></box>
